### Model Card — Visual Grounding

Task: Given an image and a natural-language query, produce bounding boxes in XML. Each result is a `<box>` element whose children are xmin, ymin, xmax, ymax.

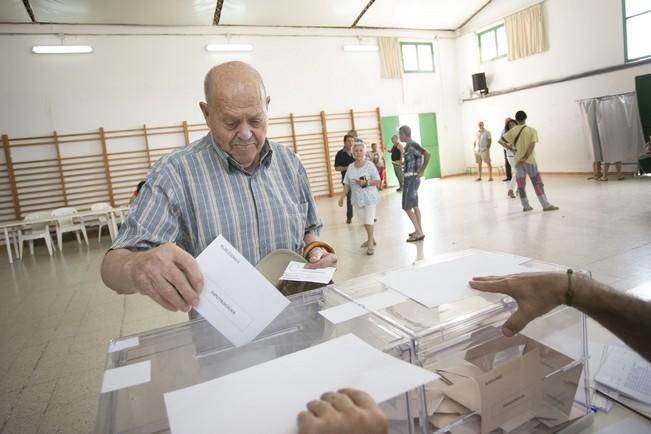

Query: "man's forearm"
<box><xmin>574</xmin><ymin>276</ymin><xmax>651</xmax><ymax>361</ymax></box>
<box><xmin>421</xmin><ymin>152</ymin><xmax>431</xmax><ymax>173</ymax></box>
<box><xmin>101</xmin><ymin>249</ymin><xmax>138</xmax><ymax>295</ymax></box>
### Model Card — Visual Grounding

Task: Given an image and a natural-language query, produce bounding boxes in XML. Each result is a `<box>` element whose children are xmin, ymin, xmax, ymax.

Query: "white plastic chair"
<box><xmin>19</xmin><ymin>211</ymin><xmax>54</xmax><ymax>257</ymax></box>
<box><xmin>90</xmin><ymin>202</ymin><xmax>112</xmax><ymax>242</ymax></box>
<box><xmin>51</xmin><ymin>207</ymin><xmax>89</xmax><ymax>250</ymax></box>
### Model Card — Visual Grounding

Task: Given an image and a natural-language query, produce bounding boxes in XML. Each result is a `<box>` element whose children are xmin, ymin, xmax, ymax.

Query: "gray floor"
<box><xmin>0</xmin><ymin>174</ymin><xmax>649</xmax><ymax>433</ymax></box>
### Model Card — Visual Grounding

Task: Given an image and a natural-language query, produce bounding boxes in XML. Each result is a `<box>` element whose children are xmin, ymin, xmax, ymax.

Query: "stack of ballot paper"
<box><xmin>421</xmin><ymin>334</ymin><xmax>588</xmax><ymax>433</ymax></box>
<box><xmin>594</xmin><ymin>345</ymin><xmax>651</xmax><ymax>419</ymax></box>
<box><xmin>280</xmin><ymin>261</ymin><xmax>336</xmax><ymax>284</ymax></box>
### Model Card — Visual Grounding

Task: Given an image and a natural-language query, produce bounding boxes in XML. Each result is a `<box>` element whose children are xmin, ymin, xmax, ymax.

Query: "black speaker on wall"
<box><xmin>472</xmin><ymin>72</ymin><xmax>488</xmax><ymax>94</ymax></box>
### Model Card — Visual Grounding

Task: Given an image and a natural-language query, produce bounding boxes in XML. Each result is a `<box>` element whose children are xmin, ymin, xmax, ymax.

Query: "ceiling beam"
<box><xmin>456</xmin><ymin>0</ymin><xmax>494</xmax><ymax>31</ymax></box>
<box><xmin>351</xmin><ymin>0</ymin><xmax>376</xmax><ymax>28</ymax></box>
<box><xmin>213</xmin><ymin>0</ymin><xmax>224</xmax><ymax>26</ymax></box>
<box><xmin>21</xmin><ymin>0</ymin><xmax>36</xmax><ymax>23</ymax></box>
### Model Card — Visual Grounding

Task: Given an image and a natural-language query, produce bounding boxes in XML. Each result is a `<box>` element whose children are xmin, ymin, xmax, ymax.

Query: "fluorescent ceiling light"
<box><xmin>32</xmin><ymin>45</ymin><xmax>93</xmax><ymax>54</ymax></box>
<box><xmin>343</xmin><ymin>45</ymin><xmax>379</xmax><ymax>52</ymax></box>
<box><xmin>205</xmin><ymin>44</ymin><xmax>253</xmax><ymax>52</ymax></box>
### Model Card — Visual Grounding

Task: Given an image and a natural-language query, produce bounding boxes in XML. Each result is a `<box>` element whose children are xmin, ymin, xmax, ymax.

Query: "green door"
<box><xmin>418</xmin><ymin>112</ymin><xmax>441</xmax><ymax>179</ymax></box>
<box><xmin>636</xmin><ymin>74</ymin><xmax>651</xmax><ymax>142</ymax></box>
<box><xmin>381</xmin><ymin>116</ymin><xmax>400</xmax><ymax>187</ymax></box>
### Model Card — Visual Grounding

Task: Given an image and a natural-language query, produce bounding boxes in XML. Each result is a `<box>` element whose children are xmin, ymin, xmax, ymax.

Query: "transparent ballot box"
<box><xmin>95</xmin><ymin>286</ymin><xmax>427</xmax><ymax>434</ymax></box>
<box><xmin>328</xmin><ymin>249</ymin><xmax>594</xmax><ymax>434</ymax></box>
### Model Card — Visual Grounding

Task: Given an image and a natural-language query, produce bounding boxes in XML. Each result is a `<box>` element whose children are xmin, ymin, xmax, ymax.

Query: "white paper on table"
<box><xmin>280</xmin><ymin>261</ymin><xmax>336</xmax><ymax>284</ymax></box>
<box><xmin>101</xmin><ymin>360</ymin><xmax>151</xmax><ymax>393</ymax></box>
<box><xmin>195</xmin><ymin>235</ymin><xmax>290</xmax><ymax>347</ymax></box>
<box><xmin>376</xmin><ymin>252</ymin><xmax>535</xmax><ymax>308</ymax></box>
<box><xmin>595</xmin><ymin>345</ymin><xmax>651</xmax><ymax>405</ymax></box>
<box><xmin>164</xmin><ymin>334</ymin><xmax>438</xmax><ymax>434</ymax></box>
<box><xmin>626</xmin><ymin>282</ymin><xmax>651</xmax><ymax>301</ymax></box>
<box><xmin>594</xmin><ymin>417</ymin><xmax>651</xmax><ymax>434</ymax></box>
<box><xmin>319</xmin><ymin>290</ymin><xmax>409</xmax><ymax>324</ymax></box>
<box><xmin>107</xmin><ymin>336</ymin><xmax>139</xmax><ymax>353</ymax></box>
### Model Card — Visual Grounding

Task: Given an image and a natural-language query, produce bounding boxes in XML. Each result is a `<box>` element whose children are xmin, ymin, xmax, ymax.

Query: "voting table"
<box><xmin>96</xmin><ymin>249</ymin><xmax>649</xmax><ymax>433</ymax></box>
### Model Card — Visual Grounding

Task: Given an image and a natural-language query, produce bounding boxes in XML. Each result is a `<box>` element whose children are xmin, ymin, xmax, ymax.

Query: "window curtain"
<box><xmin>505</xmin><ymin>3</ymin><xmax>547</xmax><ymax>61</ymax></box>
<box><xmin>378</xmin><ymin>37</ymin><xmax>403</xmax><ymax>79</ymax></box>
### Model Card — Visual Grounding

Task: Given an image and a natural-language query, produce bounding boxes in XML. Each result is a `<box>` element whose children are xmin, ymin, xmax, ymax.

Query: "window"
<box><xmin>624</xmin><ymin>0</ymin><xmax>651</xmax><ymax>61</ymax></box>
<box><xmin>478</xmin><ymin>24</ymin><xmax>507</xmax><ymax>63</ymax></box>
<box><xmin>400</xmin><ymin>42</ymin><xmax>434</xmax><ymax>73</ymax></box>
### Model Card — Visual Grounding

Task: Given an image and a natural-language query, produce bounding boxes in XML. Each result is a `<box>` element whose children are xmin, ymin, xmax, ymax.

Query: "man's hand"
<box><xmin>297</xmin><ymin>389</ymin><xmax>388</xmax><ymax>434</ymax></box>
<box><xmin>469</xmin><ymin>272</ymin><xmax>566</xmax><ymax>337</ymax></box>
<box><xmin>304</xmin><ymin>247</ymin><xmax>337</xmax><ymax>269</ymax></box>
<box><xmin>123</xmin><ymin>243</ymin><xmax>204</xmax><ymax>312</ymax></box>
<box><xmin>417</xmin><ymin>170</ymin><xmax>424</xmax><ymax>178</ymax></box>
<box><xmin>338</xmin><ymin>197</ymin><xmax>344</xmax><ymax>207</ymax></box>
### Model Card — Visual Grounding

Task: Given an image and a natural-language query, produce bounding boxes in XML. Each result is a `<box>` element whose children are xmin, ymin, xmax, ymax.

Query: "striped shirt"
<box><xmin>403</xmin><ymin>140</ymin><xmax>425</xmax><ymax>175</ymax></box>
<box><xmin>111</xmin><ymin>134</ymin><xmax>322</xmax><ymax>266</ymax></box>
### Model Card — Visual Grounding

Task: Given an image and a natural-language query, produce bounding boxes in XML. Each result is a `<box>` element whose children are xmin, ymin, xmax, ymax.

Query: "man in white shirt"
<box><xmin>474</xmin><ymin>121</ymin><xmax>493</xmax><ymax>181</ymax></box>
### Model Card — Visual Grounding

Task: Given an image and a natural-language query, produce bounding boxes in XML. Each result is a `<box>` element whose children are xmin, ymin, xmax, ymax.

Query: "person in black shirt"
<box><xmin>334</xmin><ymin>135</ymin><xmax>356</xmax><ymax>223</ymax></box>
<box><xmin>390</xmin><ymin>135</ymin><xmax>404</xmax><ymax>192</ymax></box>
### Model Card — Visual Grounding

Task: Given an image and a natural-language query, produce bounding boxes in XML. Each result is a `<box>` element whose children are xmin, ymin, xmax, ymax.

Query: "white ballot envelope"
<box><xmin>194</xmin><ymin>235</ymin><xmax>290</xmax><ymax>347</ymax></box>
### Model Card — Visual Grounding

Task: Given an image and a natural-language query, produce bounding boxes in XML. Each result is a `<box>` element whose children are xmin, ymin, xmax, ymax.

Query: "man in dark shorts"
<box><xmin>399</xmin><ymin>125</ymin><xmax>430</xmax><ymax>242</ymax></box>
<box><xmin>334</xmin><ymin>134</ymin><xmax>356</xmax><ymax>223</ymax></box>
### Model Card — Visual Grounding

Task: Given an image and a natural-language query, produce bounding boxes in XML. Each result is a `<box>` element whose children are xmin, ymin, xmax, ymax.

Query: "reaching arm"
<box><xmin>498</xmin><ymin>137</ymin><xmax>515</xmax><ymax>152</ymax></box>
<box><xmin>469</xmin><ymin>272</ymin><xmax>651</xmax><ymax>362</ymax></box>
<box><xmin>101</xmin><ymin>245</ymin><xmax>203</xmax><ymax>312</ymax></box>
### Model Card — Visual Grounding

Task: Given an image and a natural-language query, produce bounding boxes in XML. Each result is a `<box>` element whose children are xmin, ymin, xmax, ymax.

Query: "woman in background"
<box><xmin>366</xmin><ymin>143</ymin><xmax>386</xmax><ymax>190</ymax></box>
<box><xmin>338</xmin><ymin>141</ymin><xmax>380</xmax><ymax>255</ymax></box>
<box><xmin>499</xmin><ymin>118</ymin><xmax>517</xmax><ymax>198</ymax></box>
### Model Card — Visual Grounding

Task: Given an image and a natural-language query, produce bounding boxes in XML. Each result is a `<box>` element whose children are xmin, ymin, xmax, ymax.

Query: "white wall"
<box><xmin>0</xmin><ymin>25</ymin><xmax>465</xmax><ymax>175</ymax></box>
<box><xmin>456</xmin><ymin>0</ymin><xmax>651</xmax><ymax>171</ymax></box>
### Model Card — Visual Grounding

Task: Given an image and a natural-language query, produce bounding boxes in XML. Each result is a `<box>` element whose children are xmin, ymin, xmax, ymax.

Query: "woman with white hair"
<box><xmin>338</xmin><ymin>140</ymin><xmax>380</xmax><ymax>255</ymax></box>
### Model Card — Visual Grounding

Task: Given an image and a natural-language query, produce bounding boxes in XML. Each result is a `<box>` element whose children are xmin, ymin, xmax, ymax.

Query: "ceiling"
<box><xmin>0</xmin><ymin>0</ymin><xmax>491</xmax><ymax>30</ymax></box>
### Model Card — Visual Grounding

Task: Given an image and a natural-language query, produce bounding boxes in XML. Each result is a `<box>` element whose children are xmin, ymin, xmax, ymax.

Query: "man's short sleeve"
<box><xmin>412</xmin><ymin>142</ymin><xmax>427</xmax><ymax>155</ymax></box>
<box><xmin>530</xmin><ymin>128</ymin><xmax>539</xmax><ymax>144</ymax></box>
<box><xmin>110</xmin><ymin>169</ymin><xmax>182</xmax><ymax>251</ymax></box>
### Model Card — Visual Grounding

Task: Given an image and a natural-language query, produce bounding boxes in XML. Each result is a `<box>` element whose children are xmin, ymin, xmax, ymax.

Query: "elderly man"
<box><xmin>473</xmin><ymin>121</ymin><xmax>492</xmax><ymax>181</ymax></box>
<box><xmin>101</xmin><ymin>61</ymin><xmax>336</xmax><ymax>312</ymax></box>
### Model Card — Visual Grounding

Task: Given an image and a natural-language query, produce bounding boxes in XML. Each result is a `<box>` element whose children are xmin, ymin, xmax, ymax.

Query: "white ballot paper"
<box><xmin>280</xmin><ymin>261</ymin><xmax>336</xmax><ymax>284</ymax></box>
<box><xmin>164</xmin><ymin>334</ymin><xmax>438</xmax><ymax>434</ymax></box>
<box><xmin>319</xmin><ymin>290</ymin><xmax>409</xmax><ymax>324</ymax></box>
<box><xmin>195</xmin><ymin>235</ymin><xmax>290</xmax><ymax>347</ymax></box>
<box><xmin>376</xmin><ymin>252</ymin><xmax>535</xmax><ymax>308</ymax></box>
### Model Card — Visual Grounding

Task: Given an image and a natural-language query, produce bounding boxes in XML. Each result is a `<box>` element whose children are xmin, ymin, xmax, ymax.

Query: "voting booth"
<box><xmin>329</xmin><ymin>249</ymin><xmax>594</xmax><ymax>433</ymax></box>
<box><xmin>95</xmin><ymin>249</ymin><xmax>593</xmax><ymax>434</ymax></box>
